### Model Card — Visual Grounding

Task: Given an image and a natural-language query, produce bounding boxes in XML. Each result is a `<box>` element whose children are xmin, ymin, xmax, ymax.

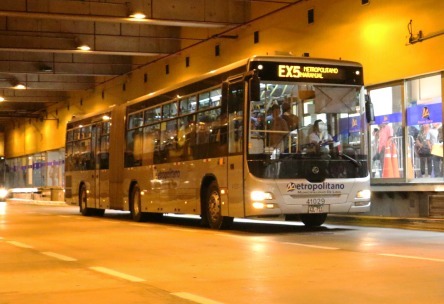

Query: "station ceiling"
<box><xmin>0</xmin><ymin>0</ymin><xmax>295</xmax><ymax>129</ymax></box>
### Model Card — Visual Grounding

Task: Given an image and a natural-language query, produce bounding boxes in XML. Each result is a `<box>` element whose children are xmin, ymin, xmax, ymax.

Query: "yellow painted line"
<box><xmin>172</xmin><ymin>292</ymin><xmax>224</xmax><ymax>304</ymax></box>
<box><xmin>379</xmin><ymin>253</ymin><xmax>444</xmax><ymax>263</ymax></box>
<box><xmin>41</xmin><ymin>251</ymin><xmax>77</xmax><ymax>262</ymax></box>
<box><xmin>89</xmin><ymin>266</ymin><xmax>145</xmax><ymax>282</ymax></box>
<box><xmin>6</xmin><ymin>241</ymin><xmax>33</xmax><ymax>249</ymax></box>
<box><xmin>129</xmin><ymin>223</ymin><xmax>149</xmax><ymax>228</ymax></box>
<box><xmin>167</xmin><ymin>227</ymin><xmax>200</xmax><ymax>233</ymax></box>
<box><xmin>284</xmin><ymin>242</ymin><xmax>340</xmax><ymax>250</ymax></box>
<box><xmin>215</xmin><ymin>233</ymin><xmax>254</xmax><ymax>240</ymax></box>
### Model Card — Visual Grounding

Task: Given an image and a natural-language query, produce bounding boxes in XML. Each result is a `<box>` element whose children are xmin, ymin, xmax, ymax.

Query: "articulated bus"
<box><xmin>65</xmin><ymin>56</ymin><xmax>372</xmax><ymax>229</ymax></box>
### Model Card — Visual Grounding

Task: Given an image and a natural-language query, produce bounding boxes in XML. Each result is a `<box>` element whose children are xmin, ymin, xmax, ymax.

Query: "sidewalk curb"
<box><xmin>327</xmin><ymin>214</ymin><xmax>444</xmax><ymax>232</ymax></box>
<box><xmin>6</xmin><ymin>198</ymin><xmax>68</xmax><ymax>207</ymax></box>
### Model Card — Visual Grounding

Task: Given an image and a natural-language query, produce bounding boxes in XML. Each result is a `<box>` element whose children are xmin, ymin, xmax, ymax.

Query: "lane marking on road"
<box><xmin>379</xmin><ymin>253</ymin><xmax>444</xmax><ymax>263</ymax></box>
<box><xmin>6</xmin><ymin>241</ymin><xmax>34</xmax><ymax>249</ymax></box>
<box><xmin>217</xmin><ymin>234</ymin><xmax>340</xmax><ymax>250</ymax></box>
<box><xmin>89</xmin><ymin>266</ymin><xmax>146</xmax><ymax>282</ymax></box>
<box><xmin>215</xmin><ymin>233</ymin><xmax>260</xmax><ymax>240</ymax></box>
<box><xmin>129</xmin><ymin>223</ymin><xmax>149</xmax><ymax>228</ymax></box>
<box><xmin>168</xmin><ymin>227</ymin><xmax>200</xmax><ymax>233</ymax></box>
<box><xmin>41</xmin><ymin>251</ymin><xmax>77</xmax><ymax>262</ymax></box>
<box><xmin>172</xmin><ymin>292</ymin><xmax>224</xmax><ymax>304</ymax></box>
<box><xmin>283</xmin><ymin>242</ymin><xmax>340</xmax><ymax>250</ymax></box>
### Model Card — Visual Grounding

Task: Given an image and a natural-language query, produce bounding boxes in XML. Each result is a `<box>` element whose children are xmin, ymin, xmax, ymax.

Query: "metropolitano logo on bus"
<box><xmin>286</xmin><ymin>182</ymin><xmax>345</xmax><ymax>194</ymax></box>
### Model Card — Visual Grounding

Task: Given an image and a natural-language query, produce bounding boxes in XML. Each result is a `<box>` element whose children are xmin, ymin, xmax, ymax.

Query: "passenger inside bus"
<box><xmin>281</xmin><ymin>101</ymin><xmax>299</xmax><ymax>131</ymax></box>
<box><xmin>308</xmin><ymin>119</ymin><xmax>334</xmax><ymax>153</ymax></box>
<box><xmin>249</xmin><ymin>116</ymin><xmax>264</xmax><ymax>154</ymax></box>
<box><xmin>268</xmin><ymin>103</ymin><xmax>289</xmax><ymax>150</ymax></box>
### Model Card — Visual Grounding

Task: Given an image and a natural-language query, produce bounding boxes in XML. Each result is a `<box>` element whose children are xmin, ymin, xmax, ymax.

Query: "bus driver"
<box><xmin>309</xmin><ymin>119</ymin><xmax>333</xmax><ymax>152</ymax></box>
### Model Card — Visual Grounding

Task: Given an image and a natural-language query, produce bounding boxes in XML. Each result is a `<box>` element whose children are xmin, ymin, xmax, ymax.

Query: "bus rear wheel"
<box><xmin>130</xmin><ymin>184</ymin><xmax>148</xmax><ymax>222</ymax></box>
<box><xmin>203</xmin><ymin>181</ymin><xmax>233</xmax><ymax>230</ymax></box>
<box><xmin>300</xmin><ymin>213</ymin><xmax>327</xmax><ymax>227</ymax></box>
<box><xmin>79</xmin><ymin>184</ymin><xmax>94</xmax><ymax>216</ymax></box>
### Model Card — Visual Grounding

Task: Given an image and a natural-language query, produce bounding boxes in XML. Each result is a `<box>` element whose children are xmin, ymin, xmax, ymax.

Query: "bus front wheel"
<box><xmin>300</xmin><ymin>213</ymin><xmax>327</xmax><ymax>227</ymax></box>
<box><xmin>203</xmin><ymin>181</ymin><xmax>233</xmax><ymax>230</ymax></box>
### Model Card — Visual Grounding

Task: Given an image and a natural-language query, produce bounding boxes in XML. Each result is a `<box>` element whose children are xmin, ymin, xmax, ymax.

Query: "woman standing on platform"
<box><xmin>416</xmin><ymin>124</ymin><xmax>432</xmax><ymax>177</ymax></box>
<box><xmin>375</xmin><ymin>122</ymin><xmax>393</xmax><ymax>171</ymax></box>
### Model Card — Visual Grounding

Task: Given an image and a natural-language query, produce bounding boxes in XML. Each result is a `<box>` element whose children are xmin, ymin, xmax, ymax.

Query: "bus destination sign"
<box><xmin>250</xmin><ymin>60</ymin><xmax>363</xmax><ymax>85</ymax></box>
<box><xmin>278</xmin><ymin>65</ymin><xmax>339</xmax><ymax>79</ymax></box>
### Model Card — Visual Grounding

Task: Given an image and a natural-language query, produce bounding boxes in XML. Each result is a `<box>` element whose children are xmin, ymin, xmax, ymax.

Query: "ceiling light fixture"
<box><xmin>77</xmin><ymin>45</ymin><xmax>91</xmax><ymax>51</ymax></box>
<box><xmin>14</xmin><ymin>83</ymin><xmax>26</xmax><ymax>90</ymax></box>
<box><xmin>130</xmin><ymin>13</ymin><xmax>146</xmax><ymax>20</ymax></box>
<box><xmin>0</xmin><ymin>97</ymin><xmax>5</xmax><ymax>102</ymax></box>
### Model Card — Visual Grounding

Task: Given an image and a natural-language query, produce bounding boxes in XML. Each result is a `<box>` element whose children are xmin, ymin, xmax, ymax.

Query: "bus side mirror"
<box><xmin>365</xmin><ymin>94</ymin><xmax>375</xmax><ymax>124</ymax></box>
<box><xmin>249</xmin><ymin>74</ymin><xmax>261</xmax><ymax>102</ymax></box>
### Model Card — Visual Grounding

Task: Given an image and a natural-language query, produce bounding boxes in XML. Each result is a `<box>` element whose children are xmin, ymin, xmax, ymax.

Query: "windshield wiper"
<box><xmin>339</xmin><ymin>152</ymin><xmax>362</xmax><ymax>167</ymax></box>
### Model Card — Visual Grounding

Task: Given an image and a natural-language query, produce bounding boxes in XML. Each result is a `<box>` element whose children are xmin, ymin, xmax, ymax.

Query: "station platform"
<box><xmin>3</xmin><ymin>187</ymin><xmax>66</xmax><ymax>207</ymax></box>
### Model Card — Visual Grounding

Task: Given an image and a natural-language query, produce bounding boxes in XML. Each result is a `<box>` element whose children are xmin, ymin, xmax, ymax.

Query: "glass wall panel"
<box><xmin>369</xmin><ymin>85</ymin><xmax>402</xmax><ymax>179</ymax></box>
<box><xmin>406</xmin><ymin>74</ymin><xmax>442</xmax><ymax>179</ymax></box>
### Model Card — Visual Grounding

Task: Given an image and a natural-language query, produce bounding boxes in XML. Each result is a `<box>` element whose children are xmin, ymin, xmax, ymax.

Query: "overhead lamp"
<box><xmin>77</xmin><ymin>45</ymin><xmax>91</xmax><ymax>51</ymax></box>
<box><xmin>14</xmin><ymin>83</ymin><xmax>26</xmax><ymax>90</ymax></box>
<box><xmin>129</xmin><ymin>13</ymin><xmax>146</xmax><ymax>20</ymax></box>
<box><xmin>0</xmin><ymin>97</ymin><xmax>4</xmax><ymax>102</ymax></box>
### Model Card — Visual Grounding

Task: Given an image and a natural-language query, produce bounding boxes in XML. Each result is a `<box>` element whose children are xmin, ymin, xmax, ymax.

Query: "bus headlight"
<box><xmin>356</xmin><ymin>189</ymin><xmax>371</xmax><ymax>200</ymax></box>
<box><xmin>250</xmin><ymin>191</ymin><xmax>273</xmax><ymax>201</ymax></box>
<box><xmin>0</xmin><ymin>188</ymin><xmax>8</xmax><ymax>200</ymax></box>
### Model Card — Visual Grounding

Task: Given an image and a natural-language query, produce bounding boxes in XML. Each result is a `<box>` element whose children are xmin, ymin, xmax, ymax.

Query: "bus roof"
<box><xmin>69</xmin><ymin>55</ymin><xmax>363</xmax><ymax>124</ymax></box>
<box><xmin>248</xmin><ymin>55</ymin><xmax>362</xmax><ymax>68</ymax></box>
<box><xmin>126</xmin><ymin>55</ymin><xmax>362</xmax><ymax>107</ymax></box>
<box><xmin>67</xmin><ymin>106</ymin><xmax>114</xmax><ymax>125</ymax></box>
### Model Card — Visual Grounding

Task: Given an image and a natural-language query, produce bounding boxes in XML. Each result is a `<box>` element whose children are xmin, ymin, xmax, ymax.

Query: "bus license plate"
<box><xmin>308</xmin><ymin>205</ymin><xmax>324</xmax><ymax>213</ymax></box>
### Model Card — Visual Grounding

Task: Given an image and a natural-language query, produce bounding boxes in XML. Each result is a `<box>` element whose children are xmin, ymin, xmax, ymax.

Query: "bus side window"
<box><xmin>177</xmin><ymin>115</ymin><xmax>195</xmax><ymax>161</ymax></box>
<box><xmin>160</xmin><ymin>120</ymin><xmax>178</xmax><ymax>163</ymax></box>
<box><xmin>142</xmin><ymin>124</ymin><xmax>155</xmax><ymax>165</ymax></box>
<box><xmin>125</xmin><ymin>128</ymin><xmax>143</xmax><ymax>167</ymax></box>
<box><xmin>208</xmin><ymin>108</ymin><xmax>227</xmax><ymax>157</ymax></box>
<box><xmin>145</xmin><ymin>124</ymin><xmax>162</xmax><ymax>165</ymax></box>
<box><xmin>129</xmin><ymin>112</ymin><xmax>143</xmax><ymax>129</ymax></box>
<box><xmin>195</xmin><ymin>112</ymin><xmax>211</xmax><ymax>159</ymax></box>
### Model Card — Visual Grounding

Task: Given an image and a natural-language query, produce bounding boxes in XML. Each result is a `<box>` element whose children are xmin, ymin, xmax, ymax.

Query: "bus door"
<box><xmin>90</xmin><ymin>123</ymin><xmax>99</xmax><ymax>209</ymax></box>
<box><xmin>226</xmin><ymin>80</ymin><xmax>245</xmax><ymax>217</ymax></box>
<box><xmin>92</xmin><ymin>122</ymin><xmax>110</xmax><ymax>210</ymax></box>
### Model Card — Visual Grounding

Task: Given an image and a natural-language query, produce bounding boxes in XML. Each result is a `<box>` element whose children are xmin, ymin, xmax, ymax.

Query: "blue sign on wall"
<box><xmin>406</xmin><ymin>103</ymin><xmax>442</xmax><ymax>125</ymax></box>
<box><xmin>339</xmin><ymin>116</ymin><xmax>361</xmax><ymax>135</ymax></box>
<box><xmin>374</xmin><ymin>112</ymin><xmax>402</xmax><ymax>125</ymax></box>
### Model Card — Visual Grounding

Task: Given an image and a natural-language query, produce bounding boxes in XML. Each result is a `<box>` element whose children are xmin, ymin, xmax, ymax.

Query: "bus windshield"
<box><xmin>248</xmin><ymin>81</ymin><xmax>368</xmax><ymax>181</ymax></box>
